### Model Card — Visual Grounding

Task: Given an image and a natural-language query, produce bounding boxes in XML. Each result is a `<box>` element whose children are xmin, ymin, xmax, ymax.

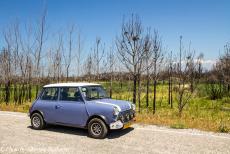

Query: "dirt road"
<box><xmin>0</xmin><ymin>111</ymin><xmax>229</xmax><ymax>154</ymax></box>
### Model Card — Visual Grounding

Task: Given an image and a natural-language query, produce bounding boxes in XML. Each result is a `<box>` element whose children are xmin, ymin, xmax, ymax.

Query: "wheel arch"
<box><xmin>30</xmin><ymin>110</ymin><xmax>45</xmax><ymax>120</ymax></box>
<box><xmin>86</xmin><ymin>115</ymin><xmax>109</xmax><ymax>127</ymax></box>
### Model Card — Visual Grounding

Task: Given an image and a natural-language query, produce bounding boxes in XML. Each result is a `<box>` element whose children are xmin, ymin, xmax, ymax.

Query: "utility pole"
<box><xmin>179</xmin><ymin>36</ymin><xmax>182</xmax><ymax>74</ymax></box>
<box><xmin>179</xmin><ymin>36</ymin><xmax>182</xmax><ymax>90</ymax></box>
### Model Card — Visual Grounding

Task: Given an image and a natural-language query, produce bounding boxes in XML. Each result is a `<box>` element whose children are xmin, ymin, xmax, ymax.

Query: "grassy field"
<box><xmin>0</xmin><ymin>81</ymin><xmax>230</xmax><ymax>133</ymax></box>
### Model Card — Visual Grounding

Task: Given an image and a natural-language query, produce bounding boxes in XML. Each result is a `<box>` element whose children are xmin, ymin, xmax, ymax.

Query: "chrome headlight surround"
<box><xmin>113</xmin><ymin>106</ymin><xmax>120</xmax><ymax>116</ymax></box>
<box><xmin>131</xmin><ymin>103</ymin><xmax>136</xmax><ymax>111</ymax></box>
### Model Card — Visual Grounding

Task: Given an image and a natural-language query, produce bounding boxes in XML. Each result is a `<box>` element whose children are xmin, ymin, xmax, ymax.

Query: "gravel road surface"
<box><xmin>0</xmin><ymin>111</ymin><xmax>229</xmax><ymax>154</ymax></box>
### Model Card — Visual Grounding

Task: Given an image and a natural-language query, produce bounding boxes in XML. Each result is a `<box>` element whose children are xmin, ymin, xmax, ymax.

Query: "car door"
<box><xmin>55</xmin><ymin>87</ymin><xmax>88</xmax><ymax>127</ymax></box>
<box><xmin>38</xmin><ymin>87</ymin><xmax>59</xmax><ymax>124</ymax></box>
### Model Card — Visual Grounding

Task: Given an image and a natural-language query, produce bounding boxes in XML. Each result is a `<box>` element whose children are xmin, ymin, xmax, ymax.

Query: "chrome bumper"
<box><xmin>110</xmin><ymin>120</ymin><xmax>123</xmax><ymax>129</ymax></box>
<box><xmin>110</xmin><ymin>109</ymin><xmax>136</xmax><ymax>130</ymax></box>
<box><xmin>109</xmin><ymin>118</ymin><xmax>135</xmax><ymax>130</ymax></box>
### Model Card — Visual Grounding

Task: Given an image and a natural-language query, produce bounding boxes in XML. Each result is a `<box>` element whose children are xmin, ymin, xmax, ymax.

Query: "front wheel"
<box><xmin>88</xmin><ymin>118</ymin><xmax>108</xmax><ymax>139</ymax></box>
<box><xmin>31</xmin><ymin>113</ymin><xmax>45</xmax><ymax>130</ymax></box>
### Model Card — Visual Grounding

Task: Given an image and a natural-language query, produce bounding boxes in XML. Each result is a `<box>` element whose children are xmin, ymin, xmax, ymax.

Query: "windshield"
<box><xmin>80</xmin><ymin>86</ymin><xmax>108</xmax><ymax>100</ymax></box>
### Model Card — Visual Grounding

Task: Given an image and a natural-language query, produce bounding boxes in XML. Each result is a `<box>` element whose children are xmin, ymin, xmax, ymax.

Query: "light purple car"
<box><xmin>29</xmin><ymin>82</ymin><xmax>135</xmax><ymax>139</ymax></box>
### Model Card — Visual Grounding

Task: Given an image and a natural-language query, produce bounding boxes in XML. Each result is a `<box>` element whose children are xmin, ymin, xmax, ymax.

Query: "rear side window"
<box><xmin>40</xmin><ymin>88</ymin><xmax>58</xmax><ymax>101</ymax></box>
<box><xmin>60</xmin><ymin>87</ymin><xmax>83</xmax><ymax>102</ymax></box>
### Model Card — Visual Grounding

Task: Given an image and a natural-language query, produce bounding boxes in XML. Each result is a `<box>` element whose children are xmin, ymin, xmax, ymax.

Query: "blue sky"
<box><xmin>0</xmin><ymin>0</ymin><xmax>229</xmax><ymax>65</ymax></box>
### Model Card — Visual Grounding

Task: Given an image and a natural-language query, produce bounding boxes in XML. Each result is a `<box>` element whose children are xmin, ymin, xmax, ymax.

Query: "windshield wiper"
<box><xmin>87</xmin><ymin>96</ymin><xmax>109</xmax><ymax>100</ymax></box>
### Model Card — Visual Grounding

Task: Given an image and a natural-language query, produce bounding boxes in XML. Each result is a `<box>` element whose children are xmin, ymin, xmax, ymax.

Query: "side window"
<box><xmin>41</xmin><ymin>88</ymin><xmax>58</xmax><ymax>101</ymax></box>
<box><xmin>60</xmin><ymin>87</ymin><xmax>83</xmax><ymax>102</ymax></box>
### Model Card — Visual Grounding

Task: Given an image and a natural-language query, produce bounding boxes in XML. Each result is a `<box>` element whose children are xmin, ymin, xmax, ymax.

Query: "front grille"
<box><xmin>119</xmin><ymin>109</ymin><xmax>135</xmax><ymax>123</ymax></box>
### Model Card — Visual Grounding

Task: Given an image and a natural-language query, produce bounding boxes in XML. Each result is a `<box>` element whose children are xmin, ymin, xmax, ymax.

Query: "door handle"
<box><xmin>55</xmin><ymin>105</ymin><xmax>62</xmax><ymax>109</ymax></box>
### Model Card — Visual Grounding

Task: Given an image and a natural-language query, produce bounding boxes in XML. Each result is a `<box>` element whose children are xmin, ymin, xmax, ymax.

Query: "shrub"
<box><xmin>206</xmin><ymin>83</ymin><xmax>224</xmax><ymax>100</ymax></box>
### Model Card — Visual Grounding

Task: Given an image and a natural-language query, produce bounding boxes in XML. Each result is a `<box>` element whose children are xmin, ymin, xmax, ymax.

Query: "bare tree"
<box><xmin>107</xmin><ymin>47</ymin><xmax>116</xmax><ymax>97</ymax></box>
<box><xmin>63</xmin><ymin>25</ymin><xmax>75</xmax><ymax>81</ymax></box>
<box><xmin>116</xmin><ymin>15</ymin><xmax>148</xmax><ymax>105</ymax></box>
<box><xmin>34</xmin><ymin>9</ymin><xmax>47</xmax><ymax>97</ymax></box>
<box><xmin>168</xmin><ymin>51</ymin><xmax>173</xmax><ymax>108</ymax></box>
<box><xmin>93</xmin><ymin>37</ymin><xmax>104</xmax><ymax>80</ymax></box>
<box><xmin>151</xmin><ymin>30</ymin><xmax>163</xmax><ymax>114</ymax></box>
<box><xmin>19</xmin><ymin>21</ymin><xmax>35</xmax><ymax>103</ymax></box>
<box><xmin>1</xmin><ymin>20</ymin><xmax>34</xmax><ymax>104</ymax></box>
<box><xmin>54</xmin><ymin>33</ymin><xmax>63</xmax><ymax>82</ymax></box>
<box><xmin>2</xmin><ymin>25</ymin><xmax>14</xmax><ymax>104</ymax></box>
<box><xmin>197</xmin><ymin>53</ymin><xmax>204</xmax><ymax>82</ymax></box>
<box><xmin>85</xmin><ymin>53</ymin><xmax>93</xmax><ymax>82</ymax></box>
<box><xmin>215</xmin><ymin>43</ymin><xmax>230</xmax><ymax>94</ymax></box>
<box><xmin>76</xmin><ymin>32</ymin><xmax>83</xmax><ymax>78</ymax></box>
<box><xmin>0</xmin><ymin>48</ymin><xmax>11</xmax><ymax>104</ymax></box>
<box><xmin>143</xmin><ymin>30</ymin><xmax>152</xmax><ymax>108</ymax></box>
<box><xmin>176</xmin><ymin>36</ymin><xmax>196</xmax><ymax>117</ymax></box>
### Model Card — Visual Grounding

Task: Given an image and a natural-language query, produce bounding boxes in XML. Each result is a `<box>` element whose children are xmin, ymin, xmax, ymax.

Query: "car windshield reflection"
<box><xmin>80</xmin><ymin>86</ymin><xmax>109</xmax><ymax>100</ymax></box>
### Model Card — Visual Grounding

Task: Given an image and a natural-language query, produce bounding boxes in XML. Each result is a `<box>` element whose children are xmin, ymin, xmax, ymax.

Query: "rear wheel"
<box><xmin>88</xmin><ymin>118</ymin><xmax>108</xmax><ymax>139</ymax></box>
<box><xmin>31</xmin><ymin>113</ymin><xmax>45</xmax><ymax>130</ymax></box>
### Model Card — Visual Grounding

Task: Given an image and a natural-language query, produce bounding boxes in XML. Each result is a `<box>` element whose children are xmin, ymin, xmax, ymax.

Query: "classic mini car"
<box><xmin>29</xmin><ymin>82</ymin><xmax>135</xmax><ymax>139</ymax></box>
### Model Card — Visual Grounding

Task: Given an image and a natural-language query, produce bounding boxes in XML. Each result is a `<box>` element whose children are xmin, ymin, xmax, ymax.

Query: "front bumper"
<box><xmin>110</xmin><ymin>109</ymin><xmax>136</xmax><ymax>130</ymax></box>
<box><xmin>110</xmin><ymin>120</ymin><xmax>124</xmax><ymax>129</ymax></box>
<box><xmin>109</xmin><ymin>119</ymin><xmax>135</xmax><ymax>130</ymax></box>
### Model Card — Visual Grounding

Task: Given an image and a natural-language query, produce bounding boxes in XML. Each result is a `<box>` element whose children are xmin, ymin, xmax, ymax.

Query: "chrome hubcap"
<box><xmin>32</xmin><ymin>116</ymin><xmax>40</xmax><ymax>128</ymax></box>
<box><xmin>91</xmin><ymin>123</ymin><xmax>102</xmax><ymax>135</ymax></box>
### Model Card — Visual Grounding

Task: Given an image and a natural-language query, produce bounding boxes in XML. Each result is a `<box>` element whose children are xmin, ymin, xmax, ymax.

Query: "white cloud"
<box><xmin>196</xmin><ymin>59</ymin><xmax>217</xmax><ymax>64</ymax></box>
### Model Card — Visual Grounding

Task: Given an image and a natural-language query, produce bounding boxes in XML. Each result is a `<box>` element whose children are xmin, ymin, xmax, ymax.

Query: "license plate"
<box><xmin>123</xmin><ymin>122</ymin><xmax>132</xmax><ymax>129</ymax></box>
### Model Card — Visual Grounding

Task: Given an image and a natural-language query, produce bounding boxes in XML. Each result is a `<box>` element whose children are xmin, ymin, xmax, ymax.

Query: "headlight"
<box><xmin>131</xmin><ymin>104</ymin><xmax>136</xmax><ymax>111</ymax></box>
<box><xmin>113</xmin><ymin>107</ymin><xmax>120</xmax><ymax>116</ymax></box>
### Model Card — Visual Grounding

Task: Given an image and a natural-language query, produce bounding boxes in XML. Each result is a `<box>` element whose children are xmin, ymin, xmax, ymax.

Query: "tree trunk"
<box><xmin>170</xmin><ymin>79</ymin><xmax>173</xmax><ymax>109</ymax></box>
<box><xmin>22</xmin><ymin>84</ymin><xmax>25</xmax><ymax>103</ymax></box>
<box><xmin>18</xmin><ymin>85</ymin><xmax>22</xmax><ymax>105</ymax></box>
<box><xmin>190</xmin><ymin>77</ymin><xmax>194</xmax><ymax>93</ymax></box>
<box><xmin>146</xmin><ymin>76</ymin><xmax>149</xmax><ymax>107</ymax></box>
<box><xmin>138</xmin><ymin>74</ymin><xmax>141</xmax><ymax>113</ymax></box>
<box><xmin>133</xmin><ymin>75</ymin><xmax>137</xmax><ymax>105</ymax></box>
<box><xmin>13</xmin><ymin>82</ymin><xmax>18</xmax><ymax>103</ymax></box>
<box><xmin>228</xmin><ymin>84</ymin><xmax>230</xmax><ymax>93</ymax></box>
<box><xmin>110</xmin><ymin>74</ymin><xmax>113</xmax><ymax>98</ymax></box>
<box><xmin>153</xmin><ymin>80</ymin><xmax>157</xmax><ymax>114</ymax></box>
<box><xmin>178</xmin><ymin>108</ymin><xmax>182</xmax><ymax>117</ymax></box>
<box><xmin>120</xmin><ymin>80</ymin><xmax>123</xmax><ymax>89</ymax></box>
<box><xmin>5</xmin><ymin>81</ymin><xmax>10</xmax><ymax>104</ymax></box>
<box><xmin>66</xmin><ymin>68</ymin><xmax>69</xmax><ymax>82</ymax></box>
<box><xmin>168</xmin><ymin>77</ymin><xmax>171</xmax><ymax>105</ymax></box>
<box><xmin>29</xmin><ymin>84</ymin><xmax>32</xmax><ymax>102</ymax></box>
<box><xmin>36</xmin><ymin>84</ymin><xmax>39</xmax><ymax>98</ymax></box>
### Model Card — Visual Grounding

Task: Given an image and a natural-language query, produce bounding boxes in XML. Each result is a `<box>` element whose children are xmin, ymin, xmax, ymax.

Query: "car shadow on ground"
<box><xmin>27</xmin><ymin>125</ymin><xmax>134</xmax><ymax>139</ymax></box>
<box><xmin>107</xmin><ymin>127</ymin><xmax>134</xmax><ymax>139</ymax></box>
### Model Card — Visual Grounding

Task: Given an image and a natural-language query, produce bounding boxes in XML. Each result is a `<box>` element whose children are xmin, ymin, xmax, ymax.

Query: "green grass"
<box><xmin>170</xmin><ymin>122</ymin><xmax>187</xmax><ymax>129</ymax></box>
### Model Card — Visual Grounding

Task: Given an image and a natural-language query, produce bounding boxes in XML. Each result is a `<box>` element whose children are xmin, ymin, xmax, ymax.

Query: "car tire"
<box><xmin>31</xmin><ymin>113</ymin><xmax>45</xmax><ymax>130</ymax></box>
<box><xmin>88</xmin><ymin>118</ymin><xmax>108</xmax><ymax>139</ymax></box>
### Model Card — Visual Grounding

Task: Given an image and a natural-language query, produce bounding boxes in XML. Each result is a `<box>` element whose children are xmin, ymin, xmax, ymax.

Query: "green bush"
<box><xmin>206</xmin><ymin>83</ymin><xmax>224</xmax><ymax>100</ymax></box>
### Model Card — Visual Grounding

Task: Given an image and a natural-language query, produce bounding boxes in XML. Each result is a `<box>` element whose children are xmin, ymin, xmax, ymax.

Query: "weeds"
<box><xmin>170</xmin><ymin>122</ymin><xmax>186</xmax><ymax>129</ymax></box>
<box><xmin>218</xmin><ymin>118</ymin><xmax>229</xmax><ymax>133</ymax></box>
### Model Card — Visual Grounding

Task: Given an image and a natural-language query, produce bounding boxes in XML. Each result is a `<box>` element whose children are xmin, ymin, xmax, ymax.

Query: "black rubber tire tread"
<box><xmin>31</xmin><ymin>113</ymin><xmax>45</xmax><ymax>130</ymax></box>
<box><xmin>88</xmin><ymin>118</ymin><xmax>108</xmax><ymax>139</ymax></box>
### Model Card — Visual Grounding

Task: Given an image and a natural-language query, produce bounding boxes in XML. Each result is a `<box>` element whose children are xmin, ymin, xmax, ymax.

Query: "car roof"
<box><xmin>43</xmin><ymin>82</ymin><xmax>101</xmax><ymax>88</ymax></box>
